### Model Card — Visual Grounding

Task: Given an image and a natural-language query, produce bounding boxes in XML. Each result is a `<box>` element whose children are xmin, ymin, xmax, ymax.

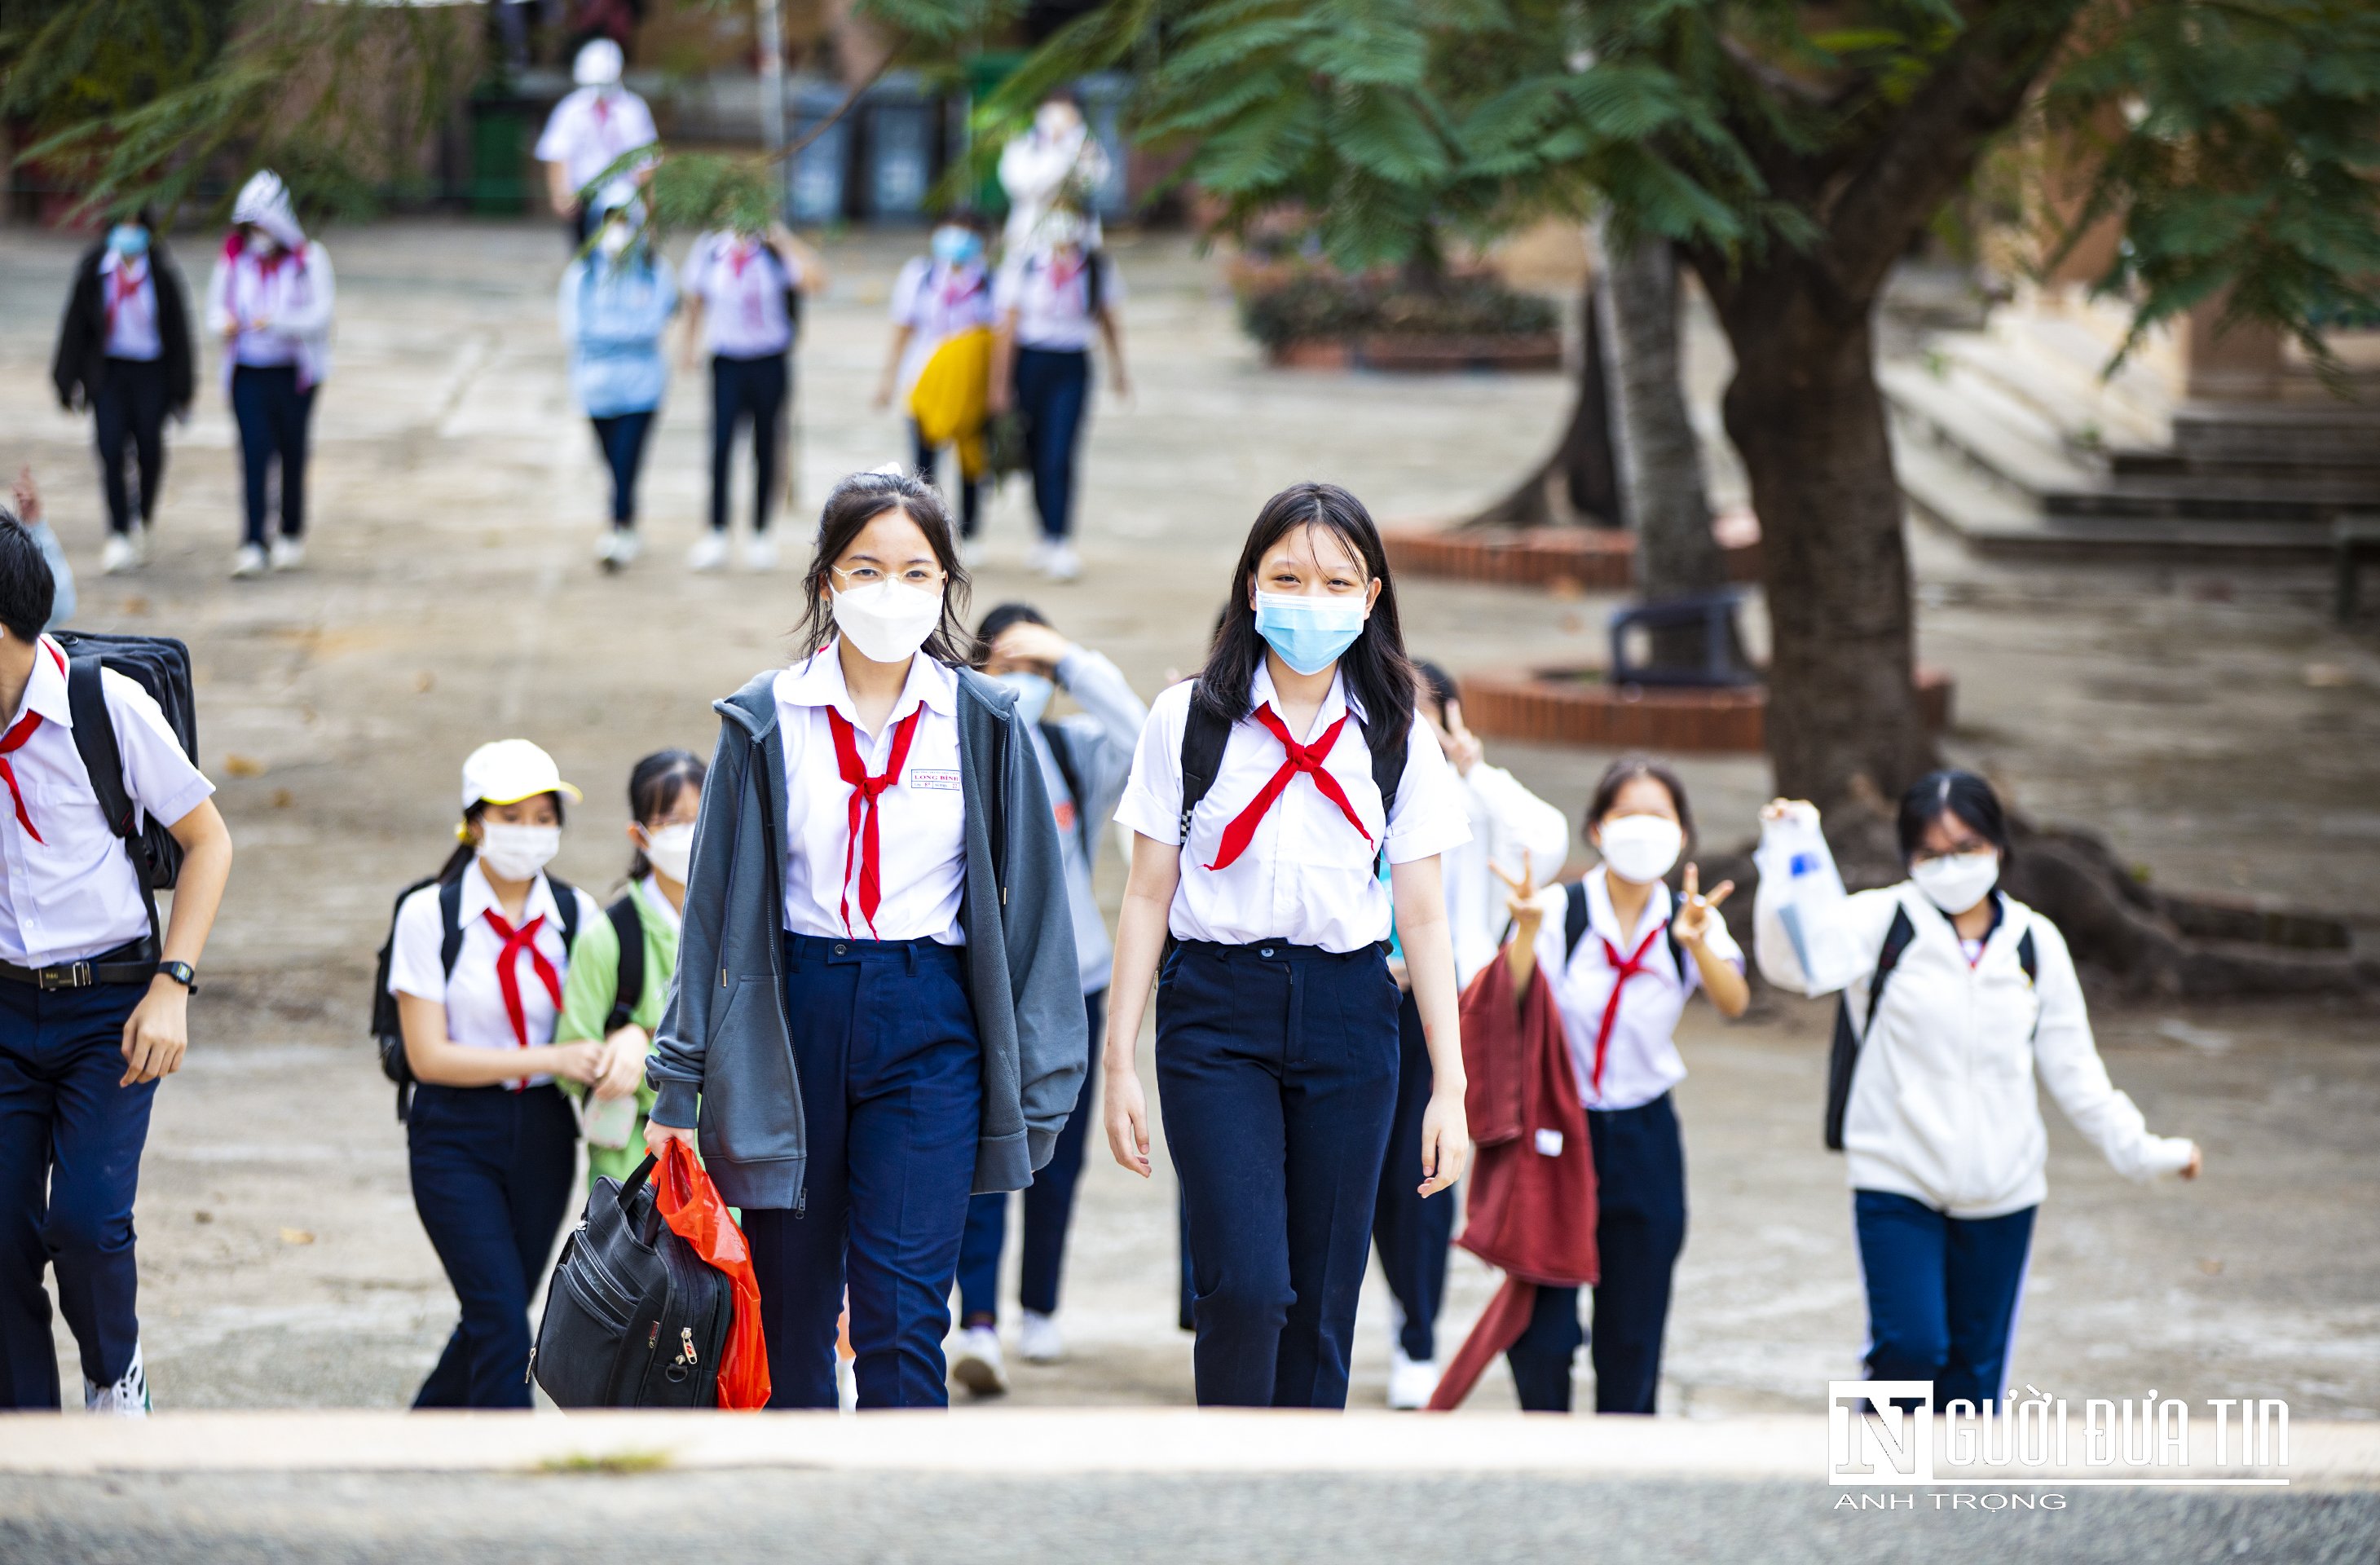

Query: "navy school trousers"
<box><xmin>707</xmin><ymin>350</ymin><xmax>788</xmax><ymax>536</ymax></box>
<box><xmin>408</xmin><ymin>1080</ymin><xmax>578</xmax><ymax>1408</ymax></box>
<box><xmin>1159</xmin><ymin>938</ymin><xmax>1400</xmax><ymax>1408</ymax></box>
<box><xmin>228</xmin><ymin>364</ymin><xmax>315</xmax><ymax>546</ymax></box>
<box><xmin>743</xmin><ymin>932</ymin><xmax>981</xmax><ymax>1410</ymax></box>
<box><xmin>1853</xmin><ymin>1188</ymin><xmax>2036</xmax><ymax>1412</ymax></box>
<box><xmin>1505</xmin><ymin>1090</ymin><xmax>1688</xmax><ymax>1414</ymax></box>
<box><xmin>1370</xmin><ymin>986</ymin><xmax>1453</xmax><ymax>1361</ymax></box>
<box><xmin>0</xmin><ymin>976</ymin><xmax>153</xmax><ymax>1406</ymax></box>
<box><xmin>957</xmin><ymin>989</ymin><xmax>1103</xmax><ymax>1324</ymax></box>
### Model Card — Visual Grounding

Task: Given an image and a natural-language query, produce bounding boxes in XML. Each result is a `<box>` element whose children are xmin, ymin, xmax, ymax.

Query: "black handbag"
<box><xmin>530</xmin><ymin>1154</ymin><xmax>734</xmax><ymax>1408</ymax></box>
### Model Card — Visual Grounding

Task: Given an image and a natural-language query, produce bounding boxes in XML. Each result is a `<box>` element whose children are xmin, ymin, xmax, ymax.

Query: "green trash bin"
<box><xmin>469</xmin><ymin>90</ymin><xmax>533</xmax><ymax>216</ymax></box>
<box><xmin>963</xmin><ymin>51</ymin><xmax>1028</xmax><ymax>216</ymax></box>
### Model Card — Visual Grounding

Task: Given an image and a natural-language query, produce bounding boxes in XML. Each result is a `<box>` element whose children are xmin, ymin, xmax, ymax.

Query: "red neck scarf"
<box><xmin>483</xmin><ymin>910</ymin><xmax>563</xmax><ymax>1081</ymax></box>
<box><xmin>1205</xmin><ymin>703</ymin><xmax>1370</xmax><ymax>872</ymax></box>
<box><xmin>105</xmin><ymin>261</ymin><xmax>146</xmax><ymax>333</ymax></box>
<box><xmin>1585</xmin><ymin>919</ymin><xmax>1669</xmax><ymax>1098</ymax></box>
<box><xmin>0</xmin><ymin>642</ymin><xmax>67</xmax><ymax>844</ymax></box>
<box><xmin>826</xmin><ymin>706</ymin><xmax>923</xmax><ymax>937</ymax></box>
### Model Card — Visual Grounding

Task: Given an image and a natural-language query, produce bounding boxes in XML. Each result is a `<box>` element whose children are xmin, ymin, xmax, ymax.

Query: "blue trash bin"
<box><xmin>862</xmin><ymin>72</ymin><xmax>936</xmax><ymax>221</ymax></box>
<box><xmin>787</xmin><ymin>77</ymin><xmax>852</xmax><ymax>225</ymax></box>
<box><xmin>1075</xmin><ymin>72</ymin><xmax>1132</xmax><ymax>221</ymax></box>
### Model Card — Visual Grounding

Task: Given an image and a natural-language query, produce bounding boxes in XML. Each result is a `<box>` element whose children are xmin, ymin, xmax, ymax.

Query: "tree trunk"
<box><xmin>1466</xmin><ymin>270</ymin><xmax>1621</xmax><ymax>528</ymax></box>
<box><xmin>1711</xmin><ymin>272</ymin><xmax>1934</xmax><ymax>816</ymax></box>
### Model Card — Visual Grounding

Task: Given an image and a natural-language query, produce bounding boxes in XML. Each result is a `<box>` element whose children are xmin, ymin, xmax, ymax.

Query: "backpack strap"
<box><xmin>606</xmin><ymin>893</ymin><xmax>646</xmax><ymax>1035</ymax></box>
<box><xmin>1177</xmin><ymin>690</ymin><xmax>1231</xmax><ymax>849</ymax></box>
<box><xmin>2016</xmin><ymin>924</ymin><xmax>2038</xmax><ymax>985</ymax></box>
<box><xmin>437</xmin><ymin>876</ymin><xmax>466</xmax><ymax>978</ymax></box>
<box><xmin>1862</xmin><ymin>904</ymin><xmax>1919</xmax><ymax>1041</ymax></box>
<box><xmin>1364</xmin><ymin>712</ymin><xmax>1407</xmax><ymax>875</ymax></box>
<box><xmin>64</xmin><ymin>655</ymin><xmax>161</xmax><ymax>951</ymax></box>
<box><xmin>1040</xmin><ymin>719</ymin><xmax>1095</xmax><ymax>860</ymax></box>
<box><xmin>1564</xmin><ymin>879</ymin><xmax>1591</xmax><ymax>960</ymax></box>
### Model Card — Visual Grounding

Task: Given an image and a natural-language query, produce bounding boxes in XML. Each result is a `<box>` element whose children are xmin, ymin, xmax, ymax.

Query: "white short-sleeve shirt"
<box><xmin>993</xmin><ymin>251</ymin><xmax>1122</xmax><ymax>352</ymax></box>
<box><xmin>1534</xmin><ymin>866</ymin><xmax>1743</xmax><ymax>1112</ymax></box>
<box><xmin>889</xmin><ymin>257</ymin><xmax>996</xmax><ymax>397</ymax></box>
<box><xmin>99</xmin><ymin>251</ymin><xmax>161</xmax><ymax>362</ymax></box>
<box><xmin>535</xmin><ymin>86</ymin><xmax>659</xmax><ymax>210</ymax></box>
<box><xmin>1113</xmin><ymin>665</ymin><xmax>1470</xmax><ymax>953</ymax></box>
<box><xmin>685</xmin><ymin>231</ymin><xmax>800</xmax><ymax>359</ymax></box>
<box><xmin>0</xmin><ymin>637</ymin><xmax>214</xmax><ymax>968</ymax></box>
<box><xmin>773</xmin><ymin>645</ymin><xmax>967</xmax><ymax>946</ymax></box>
<box><xmin>387</xmin><ymin>859</ymin><xmax>601</xmax><ymax>1090</ymax></box>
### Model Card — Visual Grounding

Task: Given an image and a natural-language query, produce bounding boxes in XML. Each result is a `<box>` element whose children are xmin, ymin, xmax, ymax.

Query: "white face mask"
<box><xmin>1911</xmin><ymin>849</ymin><xmax>2000</xmax><ymax>915</ymax></box>
<box><xmin>478</xmin><ymin>822</ymin><xmax>561</xmax><ymax>882</ymax></box>
<box><xmin>641</xmin><ymin>822</ymin><xmax>695</xmax><ymax>885</ymax></box>
<box><xmin>1597</xmin><ymin>814</ymin><xmax>1683</xmax><ymax>885</ymax></box>
<box><xmin>597</xmin><ymin>222</ymin><xmax>631</xmax><ymax>260</ymax></box>
<box><xmin>244</xmin><ymin>231</ymin><xmax>278</xmax><ymax>258</ymax></box>
<box><xmin>832</xmin><ymin>580</ymin><xmax>945</xmax><ymax>664</ymax></box>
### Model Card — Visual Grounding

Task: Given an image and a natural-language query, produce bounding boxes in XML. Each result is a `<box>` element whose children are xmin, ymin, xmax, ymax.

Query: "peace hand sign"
<box><xmin>1490</xmin><ymin>850</ymin><xmax>1544</xmax><ymax>933</ymax></box>
<box><xmin>1670</xmin><ymin>862</ymin><xmax>1735</xmax><ymax>948</ymax></box>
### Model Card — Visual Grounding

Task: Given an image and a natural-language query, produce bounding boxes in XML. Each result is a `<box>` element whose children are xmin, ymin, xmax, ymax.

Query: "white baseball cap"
<box><xmin>461</xmin><ymin>739</ymin><xmax>583</xmax><ymax>811</ymax></box>
<box><xmin>575</xmin><ymin>37</ymin><xmax>624</xmax><ymax>87</ymax></box>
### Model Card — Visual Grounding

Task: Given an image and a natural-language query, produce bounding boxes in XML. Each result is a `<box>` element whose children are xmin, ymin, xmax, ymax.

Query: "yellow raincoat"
<box><xmin>907</xmin><ymin>325</ymin><xmax>994</xmax><ymax>482</ymax></box>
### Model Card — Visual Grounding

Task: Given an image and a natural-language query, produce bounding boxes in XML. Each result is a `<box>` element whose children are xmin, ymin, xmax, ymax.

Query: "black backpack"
<box><xmin>1176</xmin><ymin>685</ymin><xmax>1408</xmax><ymax>875</ymax></box>
<box><xmin>602</xmin><ymin>893</ymin><xmax>645</xmax><ymax>1035</ymax></box>
<box><xmin>369</xmin><ymin>871</ymin><xmax>581</xmax><ymax>1121</ymax></box>
<box><xmin>1823</xmin><ymin>901</ymin><xmax>2038</xmax><ymax>1151</ymax></box>
<box><xmin>51</xmin><ymin>633</ymin><xmax>199</xmax><ymax>947</ymax></box>
<box><xmin>1562</xmin><ymin>878</ymin><xmax>1686</xmax><ymax>975</ymax></box>
<box><xmin>531</xmin><ymin>1153</ymin><xmax>733</xmax><ymax>1409</ymax></box>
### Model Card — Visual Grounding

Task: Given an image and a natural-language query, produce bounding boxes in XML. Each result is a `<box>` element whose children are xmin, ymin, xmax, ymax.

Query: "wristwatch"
<box><xmin>156</xmin><ymin>960</ymin><xmax>198</xmax><ymax>994</ymax></box>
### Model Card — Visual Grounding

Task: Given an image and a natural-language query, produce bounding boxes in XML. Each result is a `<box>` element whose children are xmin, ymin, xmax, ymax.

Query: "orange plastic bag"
<box><xmin>654</xmin><ymin>1140</ymin><xmax>771</xmax><ymax>1411</ymax></box>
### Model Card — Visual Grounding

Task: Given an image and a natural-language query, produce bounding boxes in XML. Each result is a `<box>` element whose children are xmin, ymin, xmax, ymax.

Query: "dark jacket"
<box><xmin>51</xmin><ymin>241</ymin><xmax>196</xmax><ymax>414</ymax></box>
<box><xmin>646</xmin><ymin>663</ymin><xmax>1087</xmax><ymax>1210</ymax></box>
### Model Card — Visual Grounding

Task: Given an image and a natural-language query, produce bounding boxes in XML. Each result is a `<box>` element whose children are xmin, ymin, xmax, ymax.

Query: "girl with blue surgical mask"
<box><xmin>876</xmin><ymin>219</ymin><xmax>996</xmax><ymax>558</ymax></box>
<box><xmin>1104</xmin><ymin>482</ymin><xmax>1474</xmax><ymax>1408</ymax></box>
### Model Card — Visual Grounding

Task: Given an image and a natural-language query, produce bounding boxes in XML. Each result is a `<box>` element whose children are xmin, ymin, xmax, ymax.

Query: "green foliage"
<box><xmin>1237</xmin><ymin>267</ymin><xmax>1558</xmax><ymax>348</ymax></box>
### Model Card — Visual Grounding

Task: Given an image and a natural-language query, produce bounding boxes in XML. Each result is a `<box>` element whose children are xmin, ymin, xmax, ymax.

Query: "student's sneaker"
<box><xmin>1026</xmin><ymin>536</ymin><xmax>1053</xmax><ymax>575</ymax></box>
<box><xmin>686</xmin><ymin>531</ymin><xmax>729</xmax><ymax>573</ymax></box>
<box><xmin>132</xmin><ymin>522</ymin><xmax>154</xmax><ymax>564</ymax></box>
<box><xmin>269</xmin><ymin>536</ymin><xmax>306</xmax><ymax>572</ymax></box>
<box><xmin>1387</xmin><ymin>1346</ymin><xmax>1440</xmax><ymax>1411</ymax></box>
<box><xmin>743</xmin><ymin>532</ymin><xmax>779</xmax><ymax>572</ymax></box>
<box><xmin>229</xmin><ymin>543</ymin><xmax>268</xmax><ymax>579</ymax></box>
<box><xmin>1017</xmin><ymin>1309</ymin><xmax>1064</xmax><ymax>1364</ymax></box>
<box><xmin>1041</xmin><ymin>541</ymin><xmax>1082</xmax><ymax>583</ymax></box>
<box><xmin>100</xmin><ymin>532</ymin><xmax>142</xmax><ymax>575</ymax></box>
<box><xmin>835</xmin><ymin>1352</ymin><xmax>857</xmax><ymax>1413</ymax></box>
<box><xmin>949</xmin><ymin>1324</ymin><xmax>1008</xmax><ymax>1398</ymax></box>
<box><xmin>85</xmin><ymin>1342</ymin><xmax>151</xmax><ymax>1417</ymax></box>
<box><xmin>596</xmin><ymin>527</ymin><xmax>641</xmax><ymax>572</ymax></box>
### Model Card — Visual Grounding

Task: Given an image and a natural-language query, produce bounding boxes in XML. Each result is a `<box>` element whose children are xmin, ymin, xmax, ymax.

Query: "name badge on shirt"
<box><xmin>908</xmin><ymin>767</ymin><xmax>961</xmax><ymax>792</ymax></box>
<box><xmin>1533</xmin><ymin>1128</ymin><xmax>1565</xmax><ymax>1157</ymax></box>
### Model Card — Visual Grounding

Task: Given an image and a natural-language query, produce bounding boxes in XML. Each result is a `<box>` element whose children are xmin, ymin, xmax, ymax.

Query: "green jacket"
<box><xmin>557</xmin><ymin>878</ymin><xmax>680</xmax><ymax>1187</ymax></box>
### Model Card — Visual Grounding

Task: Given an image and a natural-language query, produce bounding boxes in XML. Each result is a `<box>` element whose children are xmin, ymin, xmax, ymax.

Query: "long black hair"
<box><xmin>626</xmin><ymin>748</ymin><xmax>706</xmax><ymax>879</ymax></box>
<box><xmin>434</xmin><ymin>795</ymin><xmax>569</xmax><ymax>884</ymax></box>
<box><xmin>793</xmin><ymin>469</ymin><xmax>975</xmax><ymax>665</ymax></box>
<box><xmin>1897</xmin><ymin>769</ymin><xmax>2012</xmax><ymax>862</ymax></box>
<box><xmin>972</xmin><ymin>601</ymin><xmax>1049</xmax><ymax>671</ymax></box>
<box><xmin>1584</xmin><ymin>754</ymin><xmax>1697</xmax><ymax>855</ymax></box>
<box><xmin>1192</xmin><ymin>482</ymin><xmax>1417</xmax><ymax>748</ymax></box>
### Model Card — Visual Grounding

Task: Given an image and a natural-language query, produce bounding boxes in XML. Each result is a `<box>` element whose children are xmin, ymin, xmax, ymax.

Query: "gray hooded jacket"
<box><xmin>646</xmin><ymin>664</ymin><xmax>1087</xmax><ymax>1210</ymax></box>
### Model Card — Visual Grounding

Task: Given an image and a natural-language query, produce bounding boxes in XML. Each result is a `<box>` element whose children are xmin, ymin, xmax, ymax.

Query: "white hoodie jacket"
<box><xmin>1756</xmin><ymin>864</ymin><xmax>2193</xmax><ymax>1219</ymax></box>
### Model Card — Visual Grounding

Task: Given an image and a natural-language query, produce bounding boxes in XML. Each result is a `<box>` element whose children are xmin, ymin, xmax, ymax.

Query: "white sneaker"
<box><xmin>1387</xmin><ymin>1346</ymin><xmax>1440</xmax><ymax>1411</ymax></box>
<box><xmin>229</xmin><ymin>543</ymin><xmax>268</xmax><ymax>579</ymax></box>
<box><xmin>100</xmin><ymin>534</ymin><xmax>141</xmax><ymax>575</ymax></box>
<box><xmin>686</xmin><ymin>531</ymin><xmax>729</xmax><ymax>573</ymax></box>
<box><xmin>85</xmin><ymin>1342</ymin><xmax>150</xmax><ymax>1417</ymax></box>
<box><xmin>269</xmin><ymin>536</ymin><xmax>305</xmax><ymax>572</ymax></box>
<box><xmin>743</xmin><ymin>532</ymin><xmax>779</xmax><ymax>571</ymax></box>
<box><xmin>1042</xmin><ymin>541</ymin><xmax>1081</xmax><ymax>582</ymax></box>
<box><xmin>949</xmin><ymin>1324</ymin><xmax>1008</xmax><ymax>1398</ymax></box>
<box><xmin>835</xmin><ymin>1352</ymin><xmax>857</xmax><ymax>1413</ymax></box>
<box><xmin>1026</xmin><ymin>536</ymin><xmax>1053</xmax><ymax>574</ymax></box>
<box><xmin>596</xmin><ymin>527</ymin><xmax>641</xmax><ymax>571</ymax></box>
<box><xmin>132</xmin><ymin>522</ymin><xmax>153</xmax><ymax>563</ymax></box>
<box><xmin>1017</xmin><ymin>1309</ymin><xmax>1064</xmax><ymax>1364</ymax></box>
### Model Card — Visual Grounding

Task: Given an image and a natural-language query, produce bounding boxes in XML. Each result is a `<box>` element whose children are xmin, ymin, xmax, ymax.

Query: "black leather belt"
<box><xmin>0</xmin><ymin>939</ymin><xmax>158</xmax><ymax>990</ymax></box>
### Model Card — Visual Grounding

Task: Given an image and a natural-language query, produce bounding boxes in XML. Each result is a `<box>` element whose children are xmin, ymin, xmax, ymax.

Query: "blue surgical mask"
<box><xmin>108</xmin><ymin>224</ymin><xmax>149</xmax><ymax>258</ymax></box>
<box><xmin>1254</xmin><ymin>590</ymin><xmax>1368</xmax><ymax>677</ymax></box>
<box><xmin>993</xmin><ymin>671</ymin><xmax>1054</xmax><ymax>726</ymax></box>
<box><xmin>931</xmin><ymin>227</ymin><xmax>982</xmax><ymax>268</ymax></box>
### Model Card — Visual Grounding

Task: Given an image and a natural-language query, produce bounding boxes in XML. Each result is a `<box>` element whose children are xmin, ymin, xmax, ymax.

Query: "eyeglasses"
<box><xmin>1909</xmin><ymin>843</ymin><xmax>1994</xmax><ymax>865</ymax></box>
<box><xmin>831</xmin><ymin>562</ymin><xmax>946</xmax><ymax>589</ymax></box>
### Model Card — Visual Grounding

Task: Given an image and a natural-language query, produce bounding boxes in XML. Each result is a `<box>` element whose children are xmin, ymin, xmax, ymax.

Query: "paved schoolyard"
<box><xmin>0</xmin><ymin>219</ymin><xmax>2371</xmax><ymax>1425</ymax></box>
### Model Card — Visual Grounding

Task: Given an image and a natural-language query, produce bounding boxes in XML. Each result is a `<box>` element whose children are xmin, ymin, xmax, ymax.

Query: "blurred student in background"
<box><xmin>51</xmin><ymin>209</ymin><xmax>193</xmax><ymax>575</ymax></box>
<box><xmin>560</xmin><ymin>202</ymin><xmax>677</xmax><ymax>571</ymax></box>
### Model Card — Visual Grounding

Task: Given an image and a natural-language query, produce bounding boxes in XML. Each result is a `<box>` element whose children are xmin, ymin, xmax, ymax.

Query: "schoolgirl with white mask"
<box><xmin>1494</xmin><ymin>757</ymin><xmax>1748</xmax><ymax>1413</ymax></box>
<box><xmin>1755</xmin><ymin>770</ymin><xmax>2202</xmax><ymax>1413</ymax></box>
<box><xmin>1105</xmin><ymin>481</ymin><xmax>1474</xmax><ymax>1409</ymax></box>
<box><xmin>643</xmin><ymin>470</ymin><xmax>1084</xmax><ymax>1409</ymax></box>
<box><xmin>387</xmin><ymin>740</ymin><xmax>605</xmax><ymax>1409</ymax></box>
